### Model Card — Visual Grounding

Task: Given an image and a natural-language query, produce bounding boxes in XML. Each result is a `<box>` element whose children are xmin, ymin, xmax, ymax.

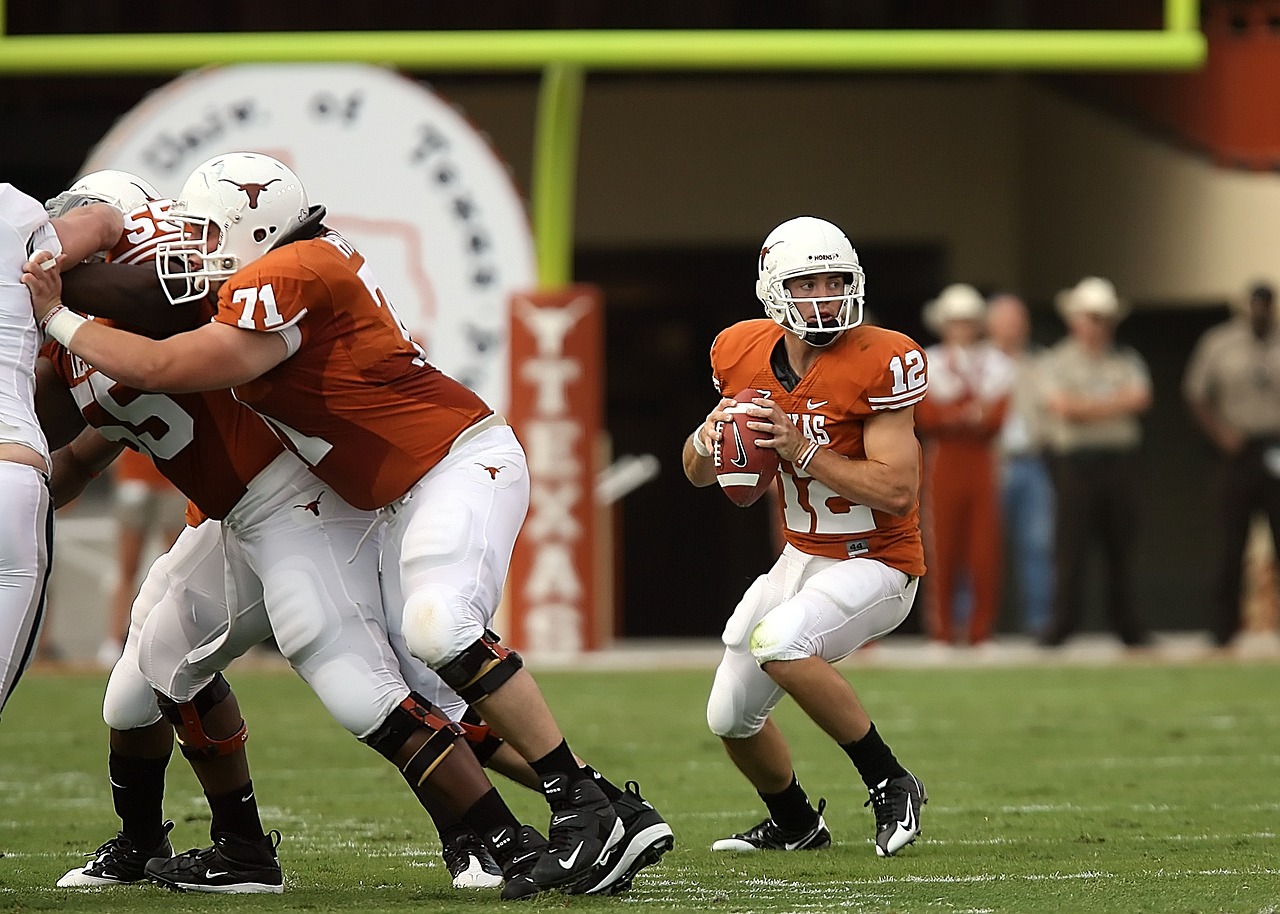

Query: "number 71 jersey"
<box><xmin>709</xmin><ymin>318</ymin><xmax>928</xmax><ymax>575</ymax></box>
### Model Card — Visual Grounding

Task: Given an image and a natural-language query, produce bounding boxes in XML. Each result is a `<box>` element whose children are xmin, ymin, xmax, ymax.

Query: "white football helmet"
<box><xmin>156</xmin><ymin>152</ymin><xmax>310</xmax><ymax>304</ymax></box>
<box><xmin>756</xmin><ymin>216</ymin><xmax>865</xmax><ymax>346</ymax></box>
<box><xmin>67</xmin><ymin>169</ymin><xmax>159</xmax><ymax>213</ymax></box>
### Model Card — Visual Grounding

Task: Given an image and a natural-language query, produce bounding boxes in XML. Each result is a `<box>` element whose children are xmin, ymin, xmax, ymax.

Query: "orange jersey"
<box><xmin>45</xmin><ymin>333</ymin><xmax>283</xmax><ymax>520</ymax></box>
<box><xmin>710</xmin><ymin>319</ymin><xmax>928</xmax><ymax>575</ymax></box>
<box><xmin>109</xmin><ymin>199</ymin><xmax>184</xmax><ymax>265</ymax></box>
<box><xmin>48</xmin><ymin>197</ymin><xmax>285</xmax><ymax>522</ymax></box>
<box><xmin>212</xmin><ymin>230</ymin><xmax>491</xmax><ymax>510</ymax></box>
<box><xmin>45</xmin><ymin>204</ymin><xmax>284</xmax><ymax>519</ymax></box>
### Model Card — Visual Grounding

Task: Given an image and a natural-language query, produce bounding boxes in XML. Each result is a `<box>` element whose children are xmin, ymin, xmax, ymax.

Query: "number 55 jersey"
<box><xmin>709</xmin><ymin>318</ymin><xmax>928</xmax><ymax>576</ymax></box>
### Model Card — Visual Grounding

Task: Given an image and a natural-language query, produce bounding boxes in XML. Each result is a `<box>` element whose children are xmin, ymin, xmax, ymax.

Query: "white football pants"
<box><xmin>0</xmin><ymin>461</ymin><xmax>52</xmax><ymax>717</ymax></box>
<box><xmin>706</xmin><ymin>545</ymin><xmax>918</xmax><ymax>740</ymax></box>
<box><xmin>381</xmin><ymin>423</ymin><xmax>529</xmax><ymax>696</ymax></box>
<box><xmin>125</xmin><ymin>452</ymin><xmax>410</xmax><ymax>739</ymax></box>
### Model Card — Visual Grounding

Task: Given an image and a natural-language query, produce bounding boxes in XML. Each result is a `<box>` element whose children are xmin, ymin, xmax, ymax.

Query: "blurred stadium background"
<box><xmin>3</xmin><ymin>1</ymin><xmax>1278</xmax><ymax>660</ymax></box>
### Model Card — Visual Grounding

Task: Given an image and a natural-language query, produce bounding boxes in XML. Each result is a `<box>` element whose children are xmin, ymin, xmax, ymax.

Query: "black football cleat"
<box><xmin>529</xmin><ymin>773</ymin><xmax>623</xmax><ymax>889</ymax></box>
<box><xmin>442</xmin><ymin>828</ymin><xmax>503</xmax><ymax>889</ymax></box>
<box><xmin>487</xmin><ymin>824</ymin><xmax>550</xmax><ymax>901</ymax></box>
<box><xmin>145</xmin><ymin>830</ymin><xmax>283</xmax><ymax>894</ymax></box>
<box><xmin>865</xmin><ymin>772</ymin><xmax>927</xmax><ymax>857</ymax></box>
<box><xmin>570</xmin><ymin>781</ymin><xmax>674</xmax><ymax>895</ymax></box>
<box><xmin>711</xmin><ymin>798</ymin><xmax>830</xmax><ymax>851</ymax></box>
<box><xmin>57</xmin><ymin>821</ymin><xmax>174</xmax><ymax>887</ymax></box>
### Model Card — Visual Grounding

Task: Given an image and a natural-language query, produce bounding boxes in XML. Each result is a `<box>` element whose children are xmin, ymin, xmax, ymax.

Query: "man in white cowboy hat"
<box><xmin>915</xmin><ymin>284</ymin><xmax>1016</xmax><ymax>648</ymax></box>
<box><xmin>1183</xmin><ymin>281</ymin><xmax>1280</xmax><ymax>650</ymax></box>
<box><xmin>1038</xmin><ymin>277</ymin><xmax>1152</xmax><ymax>648</ymax></box>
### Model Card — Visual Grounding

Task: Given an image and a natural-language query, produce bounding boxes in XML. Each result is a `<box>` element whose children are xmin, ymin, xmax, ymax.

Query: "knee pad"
<box><xmin>362</xmin><ymin>691</ymin><xmax>465</xmax><ymax>787</ymax></box>
<box><xmin>401</xmin><ymin>582</ymin><xmax>483</xmax><ymax>668</ymax></box>
<box><xmin>706</xmin><ymin>647</ymin><xmax>781</xmax><ymax>740</ymax></box>
<box><xmin>458</xmin><ymin>705</ymin><xmax>504</xmax><ymax>766</ymax></box>
<box><xmin>156</xmin><ymin>673</ymin><xmax>247</xmax><ymax>761</ymax></box>
<box><xmin>749</xmin><ymin>600</ymin><xmax>820</xmax><ymax>666</ymax></box>
<box><xmin>102</xmin><ymin>654</ymin><xmax>163</xmax><ymax>731</ymax></box>
<box><xmin>436</xmin><ymin>630</ymin><xmax>523</xmax><ymax>705</ymax></box>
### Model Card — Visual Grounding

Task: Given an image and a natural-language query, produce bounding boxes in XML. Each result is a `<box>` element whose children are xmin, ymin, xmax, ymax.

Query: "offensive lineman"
<box><xmin>31</xmin><ymin>176</ymin><xmax>555</xmax><ymax>897</ymax></box>
<box><xmin>23</xmin><ymin>153</ymin><xmax>671</xmax><ymax>897</ymax></box>
<box><xmin>682</xmin><ymin>216</ymin><xmax>929</xmax><ymax>858</ymax></box>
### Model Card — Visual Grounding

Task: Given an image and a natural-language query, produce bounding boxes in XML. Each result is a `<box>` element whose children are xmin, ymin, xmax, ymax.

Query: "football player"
<box><xmin>682</xmin><ymin>216</ymin><xmax>929</xmax><ymax>858</ymax></box>
<box><xmin>23</xmin><ymin>153</ymin><xmax>672</xmax><ymax>898</ymax></box>
<box><xmin>34</xmin><ymin>177</ymin><xmax>554</xmax><ymax>897</ymax></box>
<box><xmin>0</xmin><ymin>182</ymin><xmax>120</xmax><ymax>716</ymax></box>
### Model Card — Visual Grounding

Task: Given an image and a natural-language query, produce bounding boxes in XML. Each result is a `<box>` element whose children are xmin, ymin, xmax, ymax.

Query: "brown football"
<box><xmin>714</xmin><ymin>388</ymin><xmax>781</xmax><ymax>507</ymax></box>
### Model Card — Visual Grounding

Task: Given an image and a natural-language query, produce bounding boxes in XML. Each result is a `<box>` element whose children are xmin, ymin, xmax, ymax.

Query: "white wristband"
<box><xmin>44</xmin><ymin>306</ymin><xmax>87</xmax><ymax>347</ymax></box>
<box><xmin>796</xmin><ymin>440</ymin><xmax>820</xmax><ymax>470</ymax></box>
<box><xmin>691</xmin><ymin>425</ymin><xmax>712</xmax><ymax>458</ymax></box>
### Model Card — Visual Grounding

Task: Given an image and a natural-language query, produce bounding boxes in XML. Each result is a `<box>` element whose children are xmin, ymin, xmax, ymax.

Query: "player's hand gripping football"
<box><xmin>693</xmin><ymin>395</ymin><xmax>739</xmax><ymax>458</ymax></box>
<box><xmin>740</xmin><ymin>396</ymin><xmax>811</xmax><ymax>464</ymax></box>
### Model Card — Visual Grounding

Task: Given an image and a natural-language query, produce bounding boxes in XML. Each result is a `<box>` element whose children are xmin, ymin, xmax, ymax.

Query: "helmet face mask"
<box><xmin>156</xmin><ymin>152</ymin><xmax>309</xmax><ymax>305</ymax></box>
<box><xmin>756</xmin><ymin>216</ymin><xmax>865</xmax><ymax>347</ymax></box>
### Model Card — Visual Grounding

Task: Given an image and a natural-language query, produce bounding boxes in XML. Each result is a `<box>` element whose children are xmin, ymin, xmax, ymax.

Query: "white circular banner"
<box><xmin>82</xmin><ymin>63</ymin><xmax>536</xmax><ymax>411</ymax></box>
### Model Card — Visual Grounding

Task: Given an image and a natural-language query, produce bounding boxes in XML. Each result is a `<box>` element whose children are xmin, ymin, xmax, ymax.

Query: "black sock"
<box><xmin>580</xmin><ymin>764</ymin><xmax>623</xmax><ymax>802</ymax></box>
<box><xmin>109</xmin><ymin>750</ymin><xmax>170</xmax><ymax>848</ymax></box>
<box><xmin>207</xmin><ymin>780</ymin><xmax>265</xmax><ymax>842</ymax></box>
<box><xmin>759</xmin><ymin>774</ymin><xmax>818</xmax><ymax>833</ymax></box>
<box><xmin>460</xmin><ymin>788</ymin><xmax>522</xmax><ymax>869</ymax></box>
<box><xmin>840</xmin><ymin>723</ymin><xmax>908</xmax><ymax>788</ymax></box>
<box><xmin>529</xmin><ymin>740</ymin><xmax>587</xmax><ymax>784</ymax></box>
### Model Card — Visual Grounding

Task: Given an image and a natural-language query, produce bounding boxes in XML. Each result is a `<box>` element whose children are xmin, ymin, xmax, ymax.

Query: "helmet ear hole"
<box><xmin>253</xmin><ymin>228</ymin><xmax>270</xmax><ymax>243</ymax></box>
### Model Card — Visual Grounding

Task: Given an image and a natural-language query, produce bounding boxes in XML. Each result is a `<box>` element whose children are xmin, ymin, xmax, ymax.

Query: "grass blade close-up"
<box><xmin>1</xmin><ymin>658</ymin><xmax>1277</xmax><ymax>913</ymax></box>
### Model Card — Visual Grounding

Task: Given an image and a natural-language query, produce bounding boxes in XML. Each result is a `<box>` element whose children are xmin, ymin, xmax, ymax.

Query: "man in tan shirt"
<box><xmin>1038</xmin><ymin>277</ymin><xmax>1153</xmax><ymax>648</ymax></box>
<box><xmin>1183</xmin><ymin>282</ymin><xmax>1280</xmax><ymax>647</ymax></box>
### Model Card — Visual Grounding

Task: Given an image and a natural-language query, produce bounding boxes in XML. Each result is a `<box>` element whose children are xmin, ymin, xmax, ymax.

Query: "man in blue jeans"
<box><xmin>986</xmin><ymin>293</ymin><xmax>1054</xmax><ymax>638</ymax></box>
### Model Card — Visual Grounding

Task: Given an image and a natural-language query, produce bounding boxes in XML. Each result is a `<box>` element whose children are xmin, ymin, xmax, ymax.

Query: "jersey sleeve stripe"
<box><xmin>868</xmin><ymin>384</ymin><xmax>929</xmax><ymax>409</ymax></box>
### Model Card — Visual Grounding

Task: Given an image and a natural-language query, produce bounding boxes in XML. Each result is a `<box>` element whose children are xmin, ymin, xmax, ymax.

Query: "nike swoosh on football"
<box><xmin>557</xmin><ymin>842</ymin><xmax>585</xmax><ymax>870</ymax></box>
<box><xmin>806</xmin><ymin>399</ymin><xmax>828</xmax><ymax>410</ymax></box>
<box><xmin>730</xmin><ymin>421</ymin><xmax>749</xmax><ymax>468</ymax></box>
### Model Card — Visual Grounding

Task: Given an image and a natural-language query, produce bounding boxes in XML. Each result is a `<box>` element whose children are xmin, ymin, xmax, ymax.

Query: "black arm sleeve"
<box><xmin>60</xmin><ymin>262</ymin><xmax>203</xmax><ymax>339</ymax></box>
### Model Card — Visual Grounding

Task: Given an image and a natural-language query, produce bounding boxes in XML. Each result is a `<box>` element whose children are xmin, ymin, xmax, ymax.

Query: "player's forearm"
<box><xmin>52</xmin><ymin>204</ymin><xmax>123</xmax><ymax>265</ymax></box>
<box><xmin>805</xmin><ymin>448</ymin><xmax>917</xmax><ymax>516</ymax></box>
<box><xmin>62</xmin><ymin>263</ymin><xmax>201</xmax><ymax>339</ymax></box>
<box><xmin>62</xmin><ymin>320</ymin><xmax>189</xmax><ymax>393</ymax></box>
<box><xmin>682</xmin><ymin>434</ymin><xmax>718</xmax><ymax>487</ymax></box>
<box><xmin>49</xmin><ymin>434</ymin><xmax>123</xmax><ymax>508</ymax></box>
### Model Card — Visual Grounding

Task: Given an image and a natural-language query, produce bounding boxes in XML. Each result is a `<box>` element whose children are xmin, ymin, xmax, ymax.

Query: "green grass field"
<box><xmin>1</xmin><ymin>659</ymin><xmax>1277</xmax><ymax>913</ymax></box>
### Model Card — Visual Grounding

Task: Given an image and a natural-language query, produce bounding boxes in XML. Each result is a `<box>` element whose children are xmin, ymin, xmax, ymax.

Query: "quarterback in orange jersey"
<box><xmin>24</xmin><ymin>152</ymin><xmax>671</xmax><ymax>898</ymax></box>
<box><xmin>34</xmin><ymin>177</ymin><xmax>553</xmax><ymax>897</ymax></box>
<box><xmin>683</xmin><ymin>216</ymin><xmax>929</xmax><ymax>859</ymax></box>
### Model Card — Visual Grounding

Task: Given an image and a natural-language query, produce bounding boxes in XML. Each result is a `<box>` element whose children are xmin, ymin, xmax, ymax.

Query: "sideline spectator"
<box><xmin>1182</xmin><ymin>281</ymin><xmax>1280</xmax><ymax>649</ymax></box>
<box><xmin>986</xmin><ymin>293</ymin><xmax>1055</xmax><ymax>638</ymax></box>
<box><xmin>1039</xmin><ymin>277</ymin><xmax>1152</xmax><ymax>648</ymax></box>
<box><xmin>915</xmin><ymin>284</ymin><xmax>1014</xmax><ymax>646</ymax></box>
